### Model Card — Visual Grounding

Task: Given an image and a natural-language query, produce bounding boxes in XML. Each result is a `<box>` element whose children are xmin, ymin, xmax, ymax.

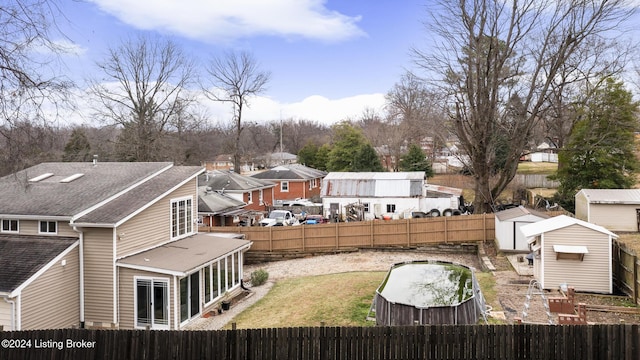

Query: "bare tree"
<box><xmin>202</xmin><ymin>50</ymin><xmax>271</xmax><ymax>173</ymax></box>
<box><xmin>413</xmin><ymin>0</ymin><xmax>636</xmax><ymax>212</ymax></box>
<box><xmin>0</xmin><ymin>0</ymin><xmax>73</xmax><ymax>172</ymax></box>
<box><xmin>88</xmin><ymin>35</ymin><xmax>196</xmax><ymax>162</ymax></box>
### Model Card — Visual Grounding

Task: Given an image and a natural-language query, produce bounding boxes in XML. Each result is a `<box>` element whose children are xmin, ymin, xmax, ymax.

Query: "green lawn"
<box><xmin>224</xmin><ymin>272</ymin><xmax>386</xmax><ymax>329</ymax></box>
<box><xmin>224</xmin><ymin>270</ymin><xmax>500</xmax><ymax>329</ymax></box>
<box><xmin>516</xmin><ymin>162</ymin><xmax>558</xmax><ymax>175</ymax></box>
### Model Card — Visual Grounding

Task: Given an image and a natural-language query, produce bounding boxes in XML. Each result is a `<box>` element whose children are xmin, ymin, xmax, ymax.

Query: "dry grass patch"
<box><xmin>617</xmin><ymin>233</ymin><xmax>640</xmax><ymax>255</ymax></box>
<box><xmin>516</xmin><ymin>162</ymin><xmax>558</xmax><ymax>175</ymax></box>
<box><xmin>225</xmin><ymin>272</ymin><xmax>385</xmax><ymax>329</ymax></box>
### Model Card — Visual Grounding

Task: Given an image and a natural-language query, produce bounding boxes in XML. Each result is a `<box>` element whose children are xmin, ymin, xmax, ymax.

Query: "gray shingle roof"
<box><xmin>251</xmin><ymin>164</ymin><xmax>327</xmax><ymax>181</ymax></box>
<box><xmin>0</xmin><ymin>234</ymin><xmax>78</xmax><ymax>293</ymax></box>
<box><xmin>0</xmin><ymin>162</ymin><xmax>204</xmax><ymax>225</ymax></box>
<box><xmin>74</xmin><ymin>165</ymin><xmax>204</xmax><ymax>225</ymax></box>
<box><xmin>0</xmin><ymin>162</ymin><xmax>174</xmax><ymax>217</ymax></box>
<box><xmin>199</xmin><ymin>170</ymin><xmax>274</xmax><ymax>192</ymax></box>
<box><xmin>198</xmin><ymin>187</ymin><xmax>246</xmax><ymax>214</ymax></box>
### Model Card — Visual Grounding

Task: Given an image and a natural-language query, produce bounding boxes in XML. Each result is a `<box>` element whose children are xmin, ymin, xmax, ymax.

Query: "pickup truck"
<box><xmin>259</xmin><ymin>210</ymin><xmax>300</xmax><ymax>227</ymax></box>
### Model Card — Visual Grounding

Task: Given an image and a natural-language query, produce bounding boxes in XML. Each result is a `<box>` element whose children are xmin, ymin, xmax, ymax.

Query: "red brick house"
<box><xmin>250</xmin><ymin>164</ymin><xmax>326</xmax><ymax>202</ymax></box>
<box><xmin>199</xmin><ymin>170</ymin><xmax>276</xmax><ymax>212</ymax></box>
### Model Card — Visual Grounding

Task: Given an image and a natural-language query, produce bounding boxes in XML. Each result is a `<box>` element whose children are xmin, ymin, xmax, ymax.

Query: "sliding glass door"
<box><xmin>135</xmin><ymin>278</ymin><xmax>169</xmax><ymax>329</ymax></box>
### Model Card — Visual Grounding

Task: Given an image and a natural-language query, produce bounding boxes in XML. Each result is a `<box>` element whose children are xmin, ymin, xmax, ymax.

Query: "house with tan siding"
<box><xmin>520</xmin><ymin>215</ymin><xmax>617</xmax><ymax>294</ymax></box>
<box><xmin>575</xmin><ymin>189</ymin><xmax>640</xmax><ymax>232</ymax></box>
<box><xmin>0</xmin><ymin>162</ymin><xmax>251</xmax><ymax>331</ymax></box>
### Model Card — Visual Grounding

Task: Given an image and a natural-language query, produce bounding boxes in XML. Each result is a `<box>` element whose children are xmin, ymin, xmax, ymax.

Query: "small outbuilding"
<box><xmin>520</xmin><ymin>215</ymin><xmax>617</xmax><ymax>294</ymax></box>
<box><xmin>494</xmin><ymin>206</ymin><xmax>550</xmax><ymax>251</ymax></box>
<box><xmin>575</xmin><ymin>189</ymin><xmax>640</xmax><ymax>232</ymax></box>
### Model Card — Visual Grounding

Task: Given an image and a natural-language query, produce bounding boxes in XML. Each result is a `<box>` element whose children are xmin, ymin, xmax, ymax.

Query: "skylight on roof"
<box><xmin>28</xmin><ymin>173</ymin><xmax>54</xmax><ymax>182</ymax></box>
<box><xmin>60</xmin><ymin>173</ymin><xmax>84</xmax><ymax>183</ymax></box>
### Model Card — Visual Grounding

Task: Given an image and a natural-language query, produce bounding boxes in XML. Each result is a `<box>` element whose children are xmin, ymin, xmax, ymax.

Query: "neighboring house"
<box><xmin>256</xmin><ymin>152</ymin><xmax>297</xmax><ymax>168</ymax></box>
<box><xmin>0</xmin><ymin>162</ymin><xmax>252</xmax><ymax>331</ymax></box>
<box><xmin>201</xmin><ymin>155</ymin><xmax>234</xmax><ymax>171</ymax></box>
<box><xmin>494</xmin><ymin>206</ymin><xmax>550</xmax><ymax>252</ymax></box>
<box><xmin>251</xmin><ymin>164</ymin><xmax>326</xmax><ymax>202</ymax></box>
<box><xmin>198</xmin><ymin>187</ymin><xmax>247</xmax><ymax>227</ymax></box>
<box><xmin>199</xmin><ymin>170</ymin><xmax>276</xmax><ymax>211</ymax></box>
<box><xmin>575</xmin><ymin>189</ymin><xmax>640</xmax><ymax>232</ymax></box>
<box><xmin>320</xmin><ymin>172</ymin><xmax>460</xmax><ymax>220</ymax></box>
<box><xmin>520</xmin><ymin>215</ymin><xmax>617</xmax><ymax>294</ymax></box>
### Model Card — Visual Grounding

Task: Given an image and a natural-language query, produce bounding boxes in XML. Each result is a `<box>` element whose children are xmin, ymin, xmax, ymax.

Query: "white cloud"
<box><xmin>202</xmin><ymin>93</ymin><xmax>387</xmax><ymax>126</ymax></box>
<box><xmin>89</xmin><ymin>0</ymin><xmax>365</xmax><ymax>42</ymax></box>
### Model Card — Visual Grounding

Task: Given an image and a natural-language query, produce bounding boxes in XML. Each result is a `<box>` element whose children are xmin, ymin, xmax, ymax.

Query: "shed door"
<box><xmin>637</xmin><ymin>209</ymin><xmax>640</xmax><ymax>232</ymax></box>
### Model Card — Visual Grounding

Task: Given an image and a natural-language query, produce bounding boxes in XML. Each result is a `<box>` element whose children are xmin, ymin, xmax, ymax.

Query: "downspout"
<box><xmin>2</xmin><ymin>296</ymin><xmax>16</xmax><ymax>331</ymax></box>
<box><xmin>72</xmin><ymin>225</ymin><xmax>85</xmax><ymax>328</ymax></box>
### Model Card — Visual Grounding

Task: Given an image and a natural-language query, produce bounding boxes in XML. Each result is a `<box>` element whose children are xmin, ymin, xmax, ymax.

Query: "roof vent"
<box><xmin>60</xmin><ymin>173</ymin><xmax>84</xmax><ymax>183</ymax></box>
<box><xmin>29</xmin><ymin>173</ymin><xmax>54</xmax><ymax>182</ymax></box>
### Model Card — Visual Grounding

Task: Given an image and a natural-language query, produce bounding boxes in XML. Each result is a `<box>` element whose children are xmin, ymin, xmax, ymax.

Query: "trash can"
<box><xmin>221</xmin><ymin>300</ymin><xmax>230</xmax><ymax>311</ymax></box>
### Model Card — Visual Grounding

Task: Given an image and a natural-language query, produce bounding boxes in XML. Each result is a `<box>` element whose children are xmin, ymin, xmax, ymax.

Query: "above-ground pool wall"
<box><xmin>375</xmin><ymin>294</ymin><xmax>479</xmax><ymax>326</ymax></box>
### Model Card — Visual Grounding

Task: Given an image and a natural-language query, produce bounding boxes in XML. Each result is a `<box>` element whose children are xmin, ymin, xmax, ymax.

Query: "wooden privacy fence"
<box><xmin>201</xmin><ymin>214</ymin><xmax>495</xmax><ymax>252</ymax></box>
<box><xmin>613</xmin><ymin>240</ymin><xmax>640</xmax><ymax>305</ymax></box>
<box><xmin>1</xmin><ymin>325</ymin><xmax>638</xmax><ymax>360</ymax></box>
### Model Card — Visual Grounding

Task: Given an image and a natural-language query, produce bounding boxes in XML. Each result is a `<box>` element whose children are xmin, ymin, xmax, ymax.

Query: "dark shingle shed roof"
<box><xmin>0</xmin><ymin>235</ymin><xmax>78</xmax><ymax>293</ymax></box>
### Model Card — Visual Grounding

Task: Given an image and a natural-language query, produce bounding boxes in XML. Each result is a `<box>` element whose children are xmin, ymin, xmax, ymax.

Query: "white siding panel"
<box><xmin>17</xmin><ymin>220</ymin><xmax>76</xmax><ymax>237</ymax></box>
<box><xmin>0</xmin><ymin>299</ymin><xmax>12</xmax><ymax>331</ymax></box>
<box><xmin>117</xmin><ymin>179</ymin><xmax>196</xmax><ymax>258</ymax></box>
<box><xmin>83</xmin><ymin>228</ymin><xmax>115</xmax><ymax>324</ymax></box>
<box><xmin>542</xmin><ymin>225</ymin><xmax>611</xmax><ymax>293</ymax></box>
<box><xmin>21</xmin><ymin>246</ymin><xmax>80</xmax><ymax>329</ymax></box>
<box><xmin>574</xmin><ymin>192</ymin><xmax>589</xmax><ymax>222</ymax></box>
<box><xmin>590</xmin><ymin>204</ymin><xmax>638</xmax><ymax>232</ymax></box>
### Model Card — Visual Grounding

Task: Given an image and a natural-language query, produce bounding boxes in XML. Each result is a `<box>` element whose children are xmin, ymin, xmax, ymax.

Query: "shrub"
<box><xmin>250</xmin><ymin>269</ymin><xmax>269</xmax><ymax>286</ymax></box>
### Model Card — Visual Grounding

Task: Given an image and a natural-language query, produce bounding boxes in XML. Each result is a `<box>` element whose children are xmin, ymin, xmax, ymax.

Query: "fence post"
<box><xmin>302</xmin><ymin>225</ymin><xmax>306</xmax><ymax>252</ymax></box>
<box><xmin>370</xmin><ymin>221</ymin><xmax>374</xmax><ymax>248</ymax></box>
<box><xmin>269</xmin><ymin>227</ymin><xmax>273</xmax><ymax>252</ymax></box>
<box><xmin>406</xmin><ymin>219</ymin><xmax>410</xmax><ymax>247</ymax></box>
<box><xmin>444</xmin><ymin>217</ymin><xmax>448</xmax><ymax>243</ymax></box>
<box><xmin>335</xmin><ymin>222</ymin><xmax>339</xmax><ymax>250</ymax></box>
<box><xmin>635</xmin><ymin>257</ymin><xmax>639</xmax><ymax>305</ymax></box>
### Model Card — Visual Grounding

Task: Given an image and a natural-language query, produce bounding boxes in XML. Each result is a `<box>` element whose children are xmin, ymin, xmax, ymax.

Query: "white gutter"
<box><xmin>2</xmin><ymin>295</ymin><xmax>16</xmax><ymax>331</ymax></box>
<box><xmin>72</xmin><ymin>225</ymin><xmax>85</xmax><ymax>326</ymax></box>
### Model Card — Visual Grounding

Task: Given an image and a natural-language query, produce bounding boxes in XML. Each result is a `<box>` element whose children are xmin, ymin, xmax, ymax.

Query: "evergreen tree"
<box><xmin>314</xmin><ymin>144</ymin><xmax>331</xmax><ymax>171</ymax></box>
<box><xmin>297</xmin><ymin>142</ymin><xmax>319</xmax><ymax>168</ymax></box>
<box><xmin>62</xmin><ymin>128</ymin><xmax>92</xmax><ymax>162</ymax></box>
<box><xmin>327</xmin><ymin>122</ymin><xmax>368</xmax><ymax>171</ymax></box>
<box><xmin>352</xmin><ymin>143</ymin><xmax>385</xmax><ymax>172</ymax></box>
<box><xmin>552</xmin><ymin>78</ymin><xmax>639</xmax><ymax>212</ymax></box>
<box><xmin>398</xmin><ymin>143</ymin><xmax>434</xmax><ymax>176</ymax></box>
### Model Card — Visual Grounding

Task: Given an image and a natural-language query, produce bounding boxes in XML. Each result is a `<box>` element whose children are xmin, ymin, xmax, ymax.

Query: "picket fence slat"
<box><xmin>1</xmin><ymin>325</ymin><xmax>639</xmax><ymax>360</ymax></box>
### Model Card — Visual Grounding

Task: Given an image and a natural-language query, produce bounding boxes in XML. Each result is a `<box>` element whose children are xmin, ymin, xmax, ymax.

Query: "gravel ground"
<box><xmin>185</xmin><ymin>246</ymin><xmax>640</xmax><ymax>330</ymax></box>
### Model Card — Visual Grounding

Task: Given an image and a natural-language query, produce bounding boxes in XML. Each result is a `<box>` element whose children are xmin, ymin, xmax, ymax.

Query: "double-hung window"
<box><xmin>171</xmin><ymin>197</ymin><xmax>193</xmax><ymax>239</ymax></box>
<box><xmin>1</xmin><ymin>219</ymin><xmax>18</xmax><ymax>233</ymax></box>
<box><xmin>39</xmin><ymin>221</ymin><xmax>57</xmax><ymax>234</ymax></box>
<box><xmin>281</xmin><ymin>181</ymin><xmax>289</xmax><ymax>192</ymax></box>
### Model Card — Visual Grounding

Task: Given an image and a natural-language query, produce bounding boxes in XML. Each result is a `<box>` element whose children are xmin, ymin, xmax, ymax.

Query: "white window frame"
<box><xmin>1</xmin><ymin>219</ymin><xmax>18</xmax><ymax>233</ymax></box>
<box><xmin>134</xmin><ymin>276</ymin><xmax>170</xmax><ymax>330</ymax></box>
<box><xmin>171</xmin><ymin>196</ymin><xmax>194</xmax><ymax>240</ymax></box>
<box><xmin>247</xmin><ymin>191</ymin><xmax>253</xmax><ymax>204</ymax></box>
<box><xmin>38</xmin><ymin>220</ymin><xmax>57</xmax><ymax>235</ymax></box>
<box><xmin>363</xmin><ymin>203</ymin><xmax>370</xmax><ymax>213</ymax></box>
<box><xmin>259</xmin><ymin>189</ymin><xmax>264</xmax><ymax>205</ymax></box>
<box><xmin>281</xmin><ymin>181</ymin><xmax>289</xmax><ymax>192</ymax></box>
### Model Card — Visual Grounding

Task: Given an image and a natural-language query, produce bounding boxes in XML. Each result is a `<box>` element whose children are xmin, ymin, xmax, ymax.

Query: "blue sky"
<box><xmin>57</xmin><ymin>0</ymin><xmax>429</xmax><ymax>126</ymax></box>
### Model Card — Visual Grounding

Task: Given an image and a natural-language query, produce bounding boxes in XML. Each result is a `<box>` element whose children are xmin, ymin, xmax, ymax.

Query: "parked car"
<box><xmin>303</xmin><ymin>214</ymin><xmax>328</xmax><ymax>225</ymax></box>
<box><xmin>279</xmin><ymin>198</ymin><xmax>321</xmax><ymax>207</ymax></box>
<box><xmin>259</xmin><ymin>210</ymin><xmax>299</xmax><ymax>226</ymax></box>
